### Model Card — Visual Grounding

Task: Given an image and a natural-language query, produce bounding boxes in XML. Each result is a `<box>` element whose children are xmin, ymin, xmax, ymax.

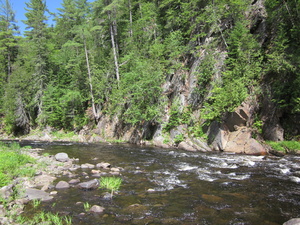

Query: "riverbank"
<box><xmin>1</xmin><ymin>128</ymin><xmax>299</xmax><ymax>156</ymax></box>
<box><xmin>0</xmin><ymin>143</ymin><xmax>75</xmax><ymax>224</ymax></box>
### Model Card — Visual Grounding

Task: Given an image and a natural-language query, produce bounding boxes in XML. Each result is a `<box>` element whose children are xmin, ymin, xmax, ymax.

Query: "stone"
<box><xmin>69</xmin><ymin>179</ymin><xmax>80</xmax><ymax>184</ymax></box>
<box><xmin>91</xmin><ymin>169</ymin><xmax>101</xmax><ymax>174</ymax></box>
<box><xmin>0</xmin><ymin>205</ymin><xmax>6</xmax><ymax>217</ymax></box>
<box><xmin>89</xmin><ymin>205</ymin><xmax>105</xmax><ymax>214</ymax></box>
<box><xmin>152</xmin><ymin>136</ymin><xmax>171</xmax><ymax>149</ymax></box>
<box><xmin>96</xmin><ymin>162</ymin><xmax>111</xmax><ymax>169</ymax></box>
<box><xmin>224</xmin><ymin>106</ymin><xmax>250</xmax><ymax>132</ymax></box>
<box><xmin>34</xmin><ymin>174</ymin><xmax>56</xmax><ymax>188</ymax></box>
<box><xmin>177</xmin><ymin>141</ymin><xmax>196</xmax><ymax>152</ymax></box>
<box><xmin>55</xmin><ymin>153</ymin><xmax>69</xmax><ymax>162</ymax></box>
<box><xmin>55</xmin><ymin>181</ymin><xmax>70</xmax><ymax>189</ymax></box>
<box><xmin>77</xmin><ymin>179</ymin><xmax>99</xmax><ymax>190</ymax></box>
<box><xmin>208</xmin><ymin>122</ymin><xmax>229</xmax><ymax>151</ymax></box>
<box><xmin>283</xmin><ymin>218</ymin><xmax>300</xmax><ymax>225</ymax></box>
<box><xmin>110</xmin><ymin>168</ymin><xmax>120</xmax><ymax>172</ymax></box>
<box><xmin>0</xmin><ymin>184</ymin><xmax>14</xmax><ymax>200</ymax></box>
<box><xmin>81</xmin><ymin>163</ymin><xmax>95</xmax><ymax>169</ymax></box>
<box><xmin>101</xmin><ymin>192</ymin><xmax>112</xmax><ymax>200</ymax></box>
<box><xmin>25</xmin><ymin>188</ymin><xmax>53</xmax><ymax>201</ymax></box>
<box><xmin>190</xmin><ymin>138</ymin><xmax>212</xmax><ymax>152</ymax></box>
<box><xmin>225</xmin><ymin>127</ymin><xmax>251</xmax><ymax>154</ymax></box>
<box><xmin>245</xmin><ymin>138</ymin><xmax>267</xmax><ymax>155</ymax></box>
<box><xmin>263</xmin><ymin>124</ymin><xmax>284</xmax><ymax>142</ymax></box>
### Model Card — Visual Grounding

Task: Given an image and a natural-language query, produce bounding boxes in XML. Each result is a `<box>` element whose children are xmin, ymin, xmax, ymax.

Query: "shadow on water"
<box><xmin>20</xmin><ymin>141</ymin><xmax>300</xmax><ymax>224</ymax></box>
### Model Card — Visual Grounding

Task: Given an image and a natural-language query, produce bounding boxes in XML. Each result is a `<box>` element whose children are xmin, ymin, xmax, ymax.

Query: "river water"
<box><xmin>23</xmin><ymin>141</ymin><xmax>300</xmax><ymax>224</ymax></box>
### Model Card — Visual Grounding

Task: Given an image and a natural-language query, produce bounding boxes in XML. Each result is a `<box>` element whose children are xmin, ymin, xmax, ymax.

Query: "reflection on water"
<box><xmin>22</xmin><ymin>141</ymin><xmax>300</xmax><ymax>225</ymax></box>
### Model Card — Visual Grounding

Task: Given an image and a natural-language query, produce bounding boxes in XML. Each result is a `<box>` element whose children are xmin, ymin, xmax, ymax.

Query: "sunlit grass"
<box><xmin>0</xmin><ymin>142</ymin><xmax>36</xmax><ymax>187</ymax></box>
<box><xmin>99</xmin><ymin>176</ymin><xmax>122</xmax><ymax>198</ymax></box>
<box><xmin>266</xmin><ymin>141</ymin><xmax>300</xmax><ymax>153</ymax></box>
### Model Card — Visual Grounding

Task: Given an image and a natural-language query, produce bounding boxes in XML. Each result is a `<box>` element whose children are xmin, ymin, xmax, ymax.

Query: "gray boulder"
<box><xmin>77</xmin><ymin>179</ymin><xmax>99</xmax><ymax>190</ymax></box>
<box><xmin>96</xmin><ymin>162</ymin><xmax>111</xmax><ymax>169</ymax></box>
<box><xmin>25</xmin><ymin>188</ymin><xmax>53</xmax><ymax>201</ymax></box>
<box><xmin>283</xmin><ymin>218</ymin><xmax>300</xmax><ymax>225</ymax></box>
<box><xmin>0</xmin><ymin>184</ymin><xmax>14</xmax><ymax>200</ymax></box>
<box><xmin>89</xmin><ymin>205</ymin><xmax>105</xmax><ymax>213</ymax></box>
<box><xmin>55</xmin><ymin>181</ymin><xmax>70</xmax><ymax>189</ymax></box>
<box><xmin>55</xmin><ymin>153</ymin><xmax>69</xmax><ymax>162</ymax></box>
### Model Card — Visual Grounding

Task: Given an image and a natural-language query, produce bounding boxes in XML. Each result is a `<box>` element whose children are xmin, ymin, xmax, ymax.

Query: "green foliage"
<box><xmin>110</xmin><ymin>54</ymin><xmax>164</xmax><ymax>125</ymax></box>
<box><xmin>264</xmin><ymin>0</ymin><xmax>300</xmax><ymax>119</ymax></box>
<box><xmin>164</xmin><ymin>101</ymin><xmax>191</xmax><ymax>132</ymax></box>
<box><xmin>83</xmin><ymin>202</ymin><xmax>91</xmax><ymax>212</ymax></box>
<box><xmin>201</xmin><ymin>21</ymin><xmax>262</xmax><ymax>121</ymax></box>
<box><xmin>253</xmin><ymin>117</ymin><xmax>263</xmax><ymax>135</ymax></box>
<box><xmin>0</xmin><ymin>143</ymin><xmax>36</xmax><ymax>187</ymax></box>
<box><xmin>17</xmin><ymin>211</ymin><xmax>72</xmax><ymax>225</ymax></box>
<box><xmin>40</xmin><ymin>85</ymin><xmax>86</xmax><ymax>130</ymax></box>
<box><xmin>266</xmin><ymin>141</ymin><xmax>300</xmax><ymax>154</ymax></box>
<box><xmin>99</xmin><ymin>176</ymin><xmax>122</xmax><ymax>197</ymax></box>
<box><xmin>188</xmin><ymin>123</ymin><xmax>208</xmax><ymax>140</ymax></box>
<box><xmin>174</xmin><ymin>134</ymin><xmax>184</xmax><ymax>145</ymax></box>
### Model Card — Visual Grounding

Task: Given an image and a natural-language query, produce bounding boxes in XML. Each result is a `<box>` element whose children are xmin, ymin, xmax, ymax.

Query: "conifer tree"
<box><xmin>23</xmin><ymin>0</ymin><xmax>49</xmax><ymax>115</ymax></box>
<box><xmin>0</xmin><ymin>0</ymin><xmax>18</xmax><ymax>109</ymax></box>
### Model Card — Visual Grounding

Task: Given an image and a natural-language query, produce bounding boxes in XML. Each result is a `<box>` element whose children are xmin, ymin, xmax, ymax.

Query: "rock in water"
<box><xmin>89</xmin><ymin>205</ymin><xmax>105</xmax><ymax>213</ymax></box>
<box><xmin>25</xmin><ymin>188</ymin><xmax>53</xmax><ymax>201</ymax></box>
<box><xmin>77</xmin><ymin>179</ymin><xmax>99</xmax><ymax>190</ymax></box>
<box><xmin>55</xmin><ymin>181</ymin><xmax>70</xmax><ymax>189</ymax></box>
<box><xmin>283</xmin><ymin>218</ymin><xmax>300</xmax><ymax>225</ymax></box>
<box><xmin>55</xmin><ymin>153</ymin><xmax>69</xmax><ymax>162</ymax></box>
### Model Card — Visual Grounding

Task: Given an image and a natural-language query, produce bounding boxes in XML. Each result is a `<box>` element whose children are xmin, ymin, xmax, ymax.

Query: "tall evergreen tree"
<box><xmin>0</xmin><ymin>0</ymin><xmax>18</xmax><ymax>110</ymax></box>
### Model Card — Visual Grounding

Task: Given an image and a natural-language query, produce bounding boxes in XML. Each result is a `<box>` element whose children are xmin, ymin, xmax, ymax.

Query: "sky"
<box><xmin>12</xmin><ymin>0</ymin><xmax>62</xmax><ymax>35</ymax></box>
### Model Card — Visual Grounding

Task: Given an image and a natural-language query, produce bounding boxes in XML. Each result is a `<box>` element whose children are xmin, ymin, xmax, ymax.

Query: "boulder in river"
<box><xmin>55</xmin><ymin>181</ymin><xmax>70</xmax><ymax>189</ymax></box>
<box><xmin>81</xmin><ymin>163</ymin><xmax>95</xmax><ymax>169</ymax></box>
<box><xmin>96</xmin><ymin>162</ymin><xmax>111</xmax><ymax>169</ymax></box>
<box><xmin>25</xmin><ymin>188</ymin><xmax>53</xmax><ymax>201</ymax></box>
<box><xmin>283</xmin><ymin>218</ymin><xmax>300</xmax><ymax>225</ymax></box>
<box><xmin>55</xmin><ymin>152</ymin><xmax>69</xmax><ymax>162</ymax></box>
<box><xmin>89</xmin><ymin>205</ymin><xmax>105</xmax><ymax>213</ymax></box>
<box><xmin>77</xmin><ymin>179</ymin><xmax>99</xmax><ymax>190</ymax></box>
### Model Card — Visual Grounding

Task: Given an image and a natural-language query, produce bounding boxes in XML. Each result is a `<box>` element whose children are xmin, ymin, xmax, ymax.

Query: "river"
<box><xmin>22</xmin><ymin>141</ymin><xmax>300</xmax><ymax>224</ymax></box>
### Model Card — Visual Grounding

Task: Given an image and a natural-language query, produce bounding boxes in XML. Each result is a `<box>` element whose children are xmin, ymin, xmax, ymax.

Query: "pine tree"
<box><xmin>0</xmin><ymin>0</ymin><xmax>18</xmax><ymax>110</ymax></box>
<box><xmin>23</xmin><ymin>0</ymin><xmax>50</xmax><ymax>116</ymax></box>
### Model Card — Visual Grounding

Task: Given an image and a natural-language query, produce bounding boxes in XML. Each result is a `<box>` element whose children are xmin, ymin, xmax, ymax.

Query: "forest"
<box><xmin>0</xmin><ymin>0</ymin><xmax>299</xmax><ymax>147</ymax></box>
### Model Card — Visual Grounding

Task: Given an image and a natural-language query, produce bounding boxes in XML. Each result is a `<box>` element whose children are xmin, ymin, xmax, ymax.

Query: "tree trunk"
<box><xmin>108</xmin><ymin>11</ymin><xmax>120</xmax><ymax>86</ymax></box>
<box><xmin>83</xmin><ymin>32</ymin><xmax>98</xmax><ymax>120</ymax></box>
<box><xmin>129</xmin><ymin>0</ymin><xmax>133</xmax><ymax>37</ymax></box>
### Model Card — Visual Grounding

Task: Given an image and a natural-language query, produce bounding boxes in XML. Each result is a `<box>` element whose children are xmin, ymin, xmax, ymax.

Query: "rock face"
<box><xmin>77</xmin><ymin>179</ymin><xmax>99</xmax><ymax>190</ymax></box>
<box><xmin>55</xmin><ymin>153</ymin><xmax>69</xmax><ymax>162</ymax></box>
<box><xmin>208</xmin><ymin>103</ymin><xmax>267</xmax><ymax>155</ymax></box>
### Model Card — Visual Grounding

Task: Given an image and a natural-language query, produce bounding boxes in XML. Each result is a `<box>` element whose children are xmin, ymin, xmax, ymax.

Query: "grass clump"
<box><xmin>99</xmin><ymin>176</ymin><xmax>122</xmax><ymax>198</ymax></box>
<box><xmin>83</xmin><ymin>202</ymin><xmax>91</xmax><ymax>212</ymax></box>
<box><xmin>266</xmin><ymin>141</ymin><xmax>300</xmax><ymax>153</ymax></box>
<box><xmin>17</xmin><ymin>211</ymin><xmax>72</xmax><ymax>225</ymax></box>
<box><xmin>0</xmin><ymin>142</ymin><xmax>36</xmax><ymax>187</ymax></box>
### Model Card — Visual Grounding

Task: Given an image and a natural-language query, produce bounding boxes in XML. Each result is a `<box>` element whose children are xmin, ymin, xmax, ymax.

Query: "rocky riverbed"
<box><xmin>0</xmin><ymin>147</ymin><xmax>119</xmax><ymax>224</ymax></box>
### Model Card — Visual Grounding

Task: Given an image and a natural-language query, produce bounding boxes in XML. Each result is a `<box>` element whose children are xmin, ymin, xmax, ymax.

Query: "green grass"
<box><xmin>266</xmin><ymin>141</ymin><xmax>300</xmax><ymax>153</ymax></box>
<box><xmin>83</xmin><ymin>202</ymin><xmax>91</xmax><ymax>212</ymax></box>
<box><xmin>17</xmin><ymin>211</ymin><xmax>72</xmax><ymax>225</ymax></box>
<box><xmin>99</xmin><ymin>176</ymin><xmax>122</xmax><ymax>197</ymax></box>
<box><xmin>0</xmin><ymin>142</ymin><xmax>36</xmax><ymax>187</ymax></box>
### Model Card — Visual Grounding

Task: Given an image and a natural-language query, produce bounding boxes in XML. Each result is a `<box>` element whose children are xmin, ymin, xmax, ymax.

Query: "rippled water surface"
<box><xmin>23</xmin><ymin>141</ymin><xmax>300</xmax><ymax>224</ymax></box>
